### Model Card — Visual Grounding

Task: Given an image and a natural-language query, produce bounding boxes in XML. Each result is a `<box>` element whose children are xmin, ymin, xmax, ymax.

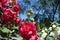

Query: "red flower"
<box><xmin>0</xmin><ymin>0</ymin><xmax>2</xmax><ymax>2</ymax></box>
<box><xmin>1</xmin><ymin>0</ymin><xmax>7</xmax><ymax>7</ymax></box>
<box><xmin>13</xmin><ymin>0</ymin><xmax>17</xmax><ymax>5</ymax></box>
<box><xmin>1</xmin><ymin>8</ymin><xmax>16</xmax><ymax>23</ymax></box>
<box><xmin>29</xmin><ymin>35</ymin><xmax>38</xmax><ymax>40</ymax></box>
<box><xmin>15</xmin><ymin>17</ymin><xmax>21</xmax><ymax>26</ymax></box>
<box><xmin>13</xmin><ymin>5</ymin><xmax>20</xmax><ymax>12</ymax></box>
<box><xmin>18</xmin><ymin>21</ymin><xmax>38</xmax><ymax>40</ymax></box>
<box><xmin>0</xmin><ymin>3</ymin><xmax>2</xmax><ymax>9</ymax></box>
<box><xmin>1</xmin><ymin>0</ymin><xmax>6</xmax><ymax>3</ymax></box>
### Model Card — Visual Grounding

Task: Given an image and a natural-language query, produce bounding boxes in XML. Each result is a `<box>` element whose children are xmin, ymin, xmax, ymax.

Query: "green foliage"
<box><xmin>0</xmin><ymin>24</ymin><xmax>19</xmax><ymax>40</ymax></box>
<box><xmin>45</xmin><ymin>36</ymin><xmax>55</xmax><ymax>40</ymax></box>
<box><xmin>40</xmin><ymin>23</ymin><xmax>46</xmax><ymax>29</ymax></box>
<box><xmin>37</xmin><ymin>21</ymin><xmax>60</xmax><ymax>40</ymax></box>
<box><xmin>2</xmin><ymin>27</ymin><xmax>12</xmax><ymax>33</ymax></box>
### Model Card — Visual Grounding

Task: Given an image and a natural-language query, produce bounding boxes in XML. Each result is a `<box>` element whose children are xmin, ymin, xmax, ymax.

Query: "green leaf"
<box><xmin>37</xmin><ymin>32</ymin><xmax>43</xmax><ymax>36</ymax></box>
<box><xmin>11</xmin><ymin>26</ymin><xmax>18</xmax><ymax>30</ymax></box>
<box><xmin>15</xmin><ymin>34</ymin><xmax>20</xmax><ymax>37</ymax></box>
<box><xmin>0</xmin><ymin>27</ymin><xmax>2</xmax><ymax>30</ymax></box>
<box><xmin>45</xmin><ymin>36</ymin><xmax>55</xmax><ymax>40</ymax></box>
<box><xmin>2</xmin><ymin>27</ymin><xmax>12</xmax><ymax>33</ymax></box>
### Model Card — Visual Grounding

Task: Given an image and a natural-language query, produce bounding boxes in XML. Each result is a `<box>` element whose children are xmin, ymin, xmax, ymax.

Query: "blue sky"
<box><xmin>17</xmin><ymin>0</ymin><xmax>59</xmax><ymax>21</ymax></box>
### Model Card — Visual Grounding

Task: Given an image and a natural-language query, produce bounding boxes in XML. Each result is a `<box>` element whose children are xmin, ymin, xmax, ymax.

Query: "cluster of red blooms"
<box><xmin>0</xmin><ymin>0</ymin><xmax>21</xmax><ymax>26</ymax></box>
<box><xmin>0</xmin><ymin>0</ymin><xmax>38</xmax><ymax>40</ymax></box>
<box><xmin>18</xmin><ymin>21</ymin><xmax>38</xmax><ymax>40</ymax></box>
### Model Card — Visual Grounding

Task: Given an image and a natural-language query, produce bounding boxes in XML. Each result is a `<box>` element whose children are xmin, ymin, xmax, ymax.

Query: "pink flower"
<box><xmin>1</xmin><ymin>0</ymin><xmax>7</xmax><ymax>7</ymax></box>
<box><xmin>18</xmin><ymin>21</ymin><xmax>38</xmax><ymax>40</ymax></box>
<box><xmin>0</xmin><ymin>3</ymin><xmax>2</xmax><ymax>9</ymax></box>
<box><xmin>1</xmin><ymin>8</ymin><xmax>16</xmax><ymax>23</ymax></box>
<box><xmin>0</xmin><ymin>0</ymin><xmax>2</xmax><ymax>2</ymax></box>
<box><xmin>29</xmin><ymin>35</ymin><xmax>38</xmax><ymax>40</ymax></box>
<box><xmin>13</xmin><ymin>0</ymin><xmax>17</xmax><ymax>5</ymax></box>
<box><xmin>13</xmin><ymin>5</ymin><xmax>20</xmax><ymax>12</ymax></box>
<box><xmin>15</xmin><ymin>17</ymin><xmax>21</xmax><ymax>26</ymax></box>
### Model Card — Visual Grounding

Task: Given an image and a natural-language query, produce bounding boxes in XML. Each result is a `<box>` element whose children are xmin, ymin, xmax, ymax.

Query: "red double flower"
<box><xmin>0</xmin><ymin>0</ymin><xmax>20</xmax><ymax>24</ymax></box>
<box><xmin>18</xmin><ymin>21</ymin><xmax>38</xmax><ymax>40</ymax></box>
<box><xmin>15</xmin><ymin>17</ymin><xmax>21</xmax><ymax>26</ymax></box>
<box><xmin>0</xmin><ymin>0</ymin><xmax>8</xmax><ymax>8</ymax></box>
<box><xmin>1</xmin><ymin>8</ymin><xmax>16</xmax><ymax>23</ymax></box>
<box><xmin>13</xmin><ymin>5</ymin><xmax>20</xmax><ymax>12</ymax></box>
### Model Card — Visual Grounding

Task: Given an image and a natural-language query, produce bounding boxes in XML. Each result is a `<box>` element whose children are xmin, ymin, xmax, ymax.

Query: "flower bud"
<box><xmin>30</xmin><ymin>18</ymin><xmax>34</xmax><ymax>22</ymax></box>
<box><xmin>27</xmin><ymin>13</ymin><xmax>31</xmax><ymax>16</ymax></box>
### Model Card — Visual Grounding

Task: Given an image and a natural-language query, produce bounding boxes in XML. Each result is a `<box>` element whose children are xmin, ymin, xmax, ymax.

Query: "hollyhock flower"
<box><xmin>1</xmin><ymin>8</ymin><xmax>16</xmax><ymax>23</ymax></box>
<box><xmin>15</xmin><ymin>17</ymin><xmax>21</xmax><ymax>26</ymax></box>
<box><xmin>12</xmin><ymin>0</ymin><xmax>17</xmax><ymax>5</ymax></box>
<box><xmin>1</xmin><ymin>0</ymin><xmax>6</xmax><ymax>3</ymax></box>
<box><xmin>1</xmin><ymin>0</ymin><xmax>7</xmax><ymax>7</ymax></box>
<box><xmin>18</xmin><ymin>21</ymin><xmax>38</xmax><ymax>40</ymax></box>
<box><xmin>9</xmin><ymin>0</ymin><xmax>17</xmax><ymax>4</ymax></box>
<box><xmin>0</xmin><ymin>0</ymin><xmax>2</xmax><ymax>2</ymax></box>
<box><xmin>29</xmin><ymin>35</ymin><xmax>38</xmax><ymax>40</ymax></box>
<box><xmin>13</xmin><ymin>5</ymin><xmax>20</xmax><ymax>12</ymax></box>
<box><xmin>2</xmin><ymin>2</ymin><xmax>7</xmax><ymax>7</ymax></box>
<box><xmin>0</xmin><ymin>3</ymin><xmax>2</xmax><ymax>9</ymax></box>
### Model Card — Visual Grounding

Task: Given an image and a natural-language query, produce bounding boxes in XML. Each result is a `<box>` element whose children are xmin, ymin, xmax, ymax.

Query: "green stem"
<box><xmin>28</xmin><ymin>16</ymin><xmax>30</xmax><ymax>21</ymax></box>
